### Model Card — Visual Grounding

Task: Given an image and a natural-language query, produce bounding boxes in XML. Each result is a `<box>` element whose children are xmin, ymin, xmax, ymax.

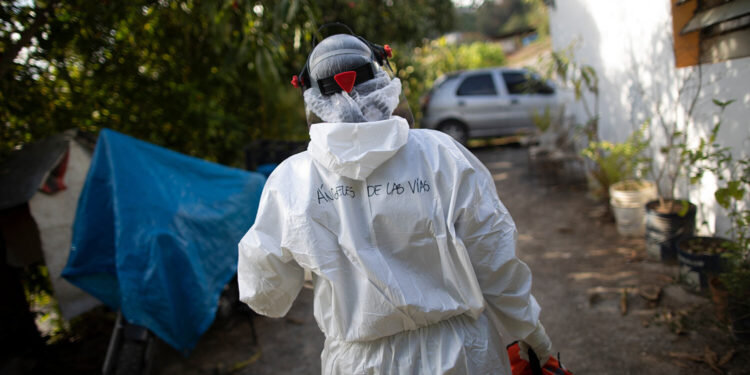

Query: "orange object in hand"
<box><xmin>507</xmin><ymin>342</ymin><xmax>574</xmax><ymax>375</ymax></box>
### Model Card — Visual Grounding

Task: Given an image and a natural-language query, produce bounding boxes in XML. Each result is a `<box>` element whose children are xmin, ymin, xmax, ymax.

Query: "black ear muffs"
<box><xmin>290</xmin><ymin>22</ymin><xmax>393</xmax><ymax>95</ymax></box>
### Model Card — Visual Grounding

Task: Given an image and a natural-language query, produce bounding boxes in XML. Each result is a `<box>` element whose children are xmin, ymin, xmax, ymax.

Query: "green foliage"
<box><xmin>21</xmin><ymin>264</ymin><xmax>71</xmax><ymax>342</ymax></box>
<box><xmin>581</xmin><ymin>122</ymin><xmax>651</xmax><ymax>198</ymax></box>
<box><xmin>721</xmin><ymin>265</ymin><xmax>750</xmax><ymax>301</ymax></box>
<box><xmin>682</xmin><ymin>100</ymin><xmax>750</xmax><ymax>298</ymax></box>
<box><xmin>716</xmin><ymin>181</ymin><xmax>745</xmax><ymax>209</ymax></box>
<box><xmin>536</xmin><ymin>43</ymin><xmax>599</xmax><ymax>143</ymax></box>
<box><xmin>1</xmin><ymin>1</ymin><xmax>455</xmax><ymax>166</ymax></box>
<box><xmin>531</xmin><ymin>106</ymin><xmax>554</xmax><ymax>132</ymax></box>
<box><xmin>454</xmin><ymin>6</ymin><xmax>479</xmax><ymax>33</ymax></box>
<box><xmin>314</xmin><ymin>0</ymin><xmax>454</xmax><ymax>44</ymax></box>
<box><xmin>476</xmin><ymin>0</ymin><xmax>549</xmax><ymax>38</ymax></box>
<box><xmin>2</xmin><ymin>0</ymin><xmax>322</xmax><ymax>166</ymax></box>
<box><xmin>682</xmin><ymin>100</ymin><xmax>742</xmax><ymax>211</ymax></box>
<box><xmin>391</xmin><ymin>38</ymin><xmax>506</xmax><ymax>125</ymax></box>
<box><xmin>21</xmin><ymin>264</ymin><xmax>53</xmax><ymax>298</ymax></box>
<box><xmin>684</xmin><ymin>99</ymin><xmax>735</xmax><ymax>184</ymax></box>
<box><xmin>645</xmin><ymin>66</ymin><xmax>708</xmax><ymax>204</ymax></box>
<box><xmin>534</xmin><ymin>43</ymin><xmax>606</xmax><ymax>197</ymax></box>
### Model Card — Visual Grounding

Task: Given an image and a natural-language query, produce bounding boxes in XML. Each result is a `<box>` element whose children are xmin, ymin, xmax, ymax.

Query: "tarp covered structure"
<box><xmin>63</xmin><ymin>129</ymin><xmax>265</xmax><ymax>352</ymax></box>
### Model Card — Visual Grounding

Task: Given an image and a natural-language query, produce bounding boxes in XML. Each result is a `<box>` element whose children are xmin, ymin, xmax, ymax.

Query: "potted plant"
<box><xmin>675</xmin><ymin>100</ymin><xmax>736</xmax><ymax>292</ymax></box>
<box><xmin>714</xmin><ymin>157</ymin><xmax>750</xmax><ymax>341</ymax></box>
<box><xmin>677</xmin><ymin>236</ymin><xmax>731</xmax><ymax>293</ymax></box>
<box><xmin>581</xmin><ymin>122</ymin><xmax>655</xmax><ymax>236</ymax></box>
<box><xmin>642</xmin><ymin>71</ymin><xmax>708</xmax><ymax>262</ymax></box>
<box><xmin>670</xmin><ymin>99</ymin><xmax>749</xmax><ymax>340</ymax></box>
<box><xmin>689</xmin><ymin>100</ymin><xmax>749</xmax><ymax>338</ymax></box>
<box><xmin>533</xmin><ymin>44</ymin><xmax>602</xmax><ymax>191</ymax></box>
<box><xmin>723</xmin><ymin>245</ymin><xmax>750</xmax><ymax>341</ymax></box>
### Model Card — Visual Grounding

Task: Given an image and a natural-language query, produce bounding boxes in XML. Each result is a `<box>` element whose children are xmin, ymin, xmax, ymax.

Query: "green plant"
<box><xmin>533</xmin><ymin>42</ymin><xmax>606</xmax><ymax>195</ymax></box>
<box><xmin>581</xmin><ymin>122</ymin><xmax>651</xmax><ymax>199</ymax></box>
<box><xmin>718</xmin><ymin>161</ymin><xmax>750</xmax><ymax>303</ymax></box>
<box><xmin>1</xmin><ymin>1</ymin><xmax>456</xmax><ymax>166</ymax></box>
<box><xmin>647</xmin><ymin>65</ymin><xmax>704</xmax><ymax>213</ymax></box>
<box><xmin>531</xmin><ymin>106</ymin><xmax>555</xmax><ymax>133</ymax></box>
<box><xmin>537</xmin><ymin>43</ymin><xmax>600</xmax><ymax>145</ymax></box>
<box><xmin>21</xmin><ymin>264</ymin><xmax>71</xmax><ymax>342</ymax></box>
<box><xmin>654</xmin><ymin>98</ymin><xmax>733</xmax><ymax>226</ymax></box>
<box><xmin>682</xmin><ymin>100</ymin><xmax>749</xmax><ymax>299</ymax></box>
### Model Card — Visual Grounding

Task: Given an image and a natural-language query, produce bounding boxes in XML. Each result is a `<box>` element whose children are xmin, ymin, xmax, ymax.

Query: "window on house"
<box><xmin>672</xmin><ymin>0</ymin><xmax>750</xmax><ymax>67</ymax></box>
<box><xmin>456</xmin><ymin>74</ymin><xmax>497</xmax><ymax>96</ymax></box>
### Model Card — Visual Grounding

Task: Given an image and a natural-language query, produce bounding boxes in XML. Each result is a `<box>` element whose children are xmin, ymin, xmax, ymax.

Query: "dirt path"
<box><xmin>157</xmin><ymin>144</ymin><xmax>748</xmax><ymax>374</ymax></box>
<box><xmin>479</xmin><ymin>145</ymin><xmax>747</xmax><ymax>374</ymax></box>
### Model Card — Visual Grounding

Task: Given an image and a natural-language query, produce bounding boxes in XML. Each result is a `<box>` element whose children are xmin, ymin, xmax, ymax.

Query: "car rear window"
<box><xmin>456</xmin><ymin>73</ymin><xmax>497</xmax><ymax>96</ymax></box>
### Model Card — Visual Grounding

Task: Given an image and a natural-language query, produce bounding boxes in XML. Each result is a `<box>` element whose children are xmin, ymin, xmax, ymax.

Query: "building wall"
<box><xmin>29</xmin><ymin>138</ymin><xmax>99</xmax><ymax>320</ymax></box>
<box><xmin>548</xmin><ymin>0</ymin><xmax>750</xmax><ymax>235</ymax></box>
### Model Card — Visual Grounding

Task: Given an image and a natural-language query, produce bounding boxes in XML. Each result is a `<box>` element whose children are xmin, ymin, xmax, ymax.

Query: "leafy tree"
<box><xmin>476</xmin><ymin>0</ymin><xmax>548</xmax><ymax>38</ymax></box>
<box><xmin>2</xmin><ymin>1</ymin><xmax>318</xmax><ymax>165</ymax></box>
<box><xmin>312</xmin><ymin>0</ymin><xmax>454</xmax><ymax>45</ymax></box>
<box><xmin>1</xmin><ymin>1</ymin><xmax>457</xmax><ymax>165</ymax></box>
<box><xmin>454</xmin><ymin>7</ymin><xmax>479</xmax><ymax>33</ymax></box>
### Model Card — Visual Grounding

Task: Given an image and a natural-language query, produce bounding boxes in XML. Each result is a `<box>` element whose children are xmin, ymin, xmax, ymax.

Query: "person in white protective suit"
<box><xmin>237</xmin><ymin>30</ymin><xmax>554</xmax><ymax>374</ymax></box>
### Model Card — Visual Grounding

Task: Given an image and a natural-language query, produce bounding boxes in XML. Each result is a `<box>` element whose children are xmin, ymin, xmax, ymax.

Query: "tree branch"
<box><xmin>0</xmin><ymin>3</ymin><xmax>54</xmax><ymax>79</ymax></box>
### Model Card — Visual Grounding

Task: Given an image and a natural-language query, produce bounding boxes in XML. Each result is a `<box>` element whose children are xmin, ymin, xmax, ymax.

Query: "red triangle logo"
<box><xmin>334</xmin><ymin>71</ymin><xmax>357</xmax><ymax>93</ymax></box>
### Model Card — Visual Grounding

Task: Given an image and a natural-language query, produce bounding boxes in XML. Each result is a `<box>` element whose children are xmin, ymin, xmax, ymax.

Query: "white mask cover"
<box><xmin>304</xmin><ymin>70</ymin><xmax>402</xmax><ymax>124</ymax></box>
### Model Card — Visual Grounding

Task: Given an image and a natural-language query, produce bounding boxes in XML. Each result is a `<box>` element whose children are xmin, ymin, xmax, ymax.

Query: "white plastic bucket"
<box><xmin>609</xmin><ymin>180</ymin><xmax>657</xmax><ymax>237</ymax></box>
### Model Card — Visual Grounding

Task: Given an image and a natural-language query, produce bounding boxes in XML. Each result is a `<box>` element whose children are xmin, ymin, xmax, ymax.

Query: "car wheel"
<box><xmin>438</xmin><ymin>121</ymin><xmax>468</xmax><ymax>144</ymax></box>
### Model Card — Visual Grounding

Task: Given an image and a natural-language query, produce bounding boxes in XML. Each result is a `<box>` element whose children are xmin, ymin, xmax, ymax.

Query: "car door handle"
<box><xmin>510</xmin><ymin>98</ymin><xmax>519</xmax><ymax>105</ymax></box>
<box><xmin>457</xmin><ymin>100</ymin><xmax>466</xmax><ymax>107</ymax></box>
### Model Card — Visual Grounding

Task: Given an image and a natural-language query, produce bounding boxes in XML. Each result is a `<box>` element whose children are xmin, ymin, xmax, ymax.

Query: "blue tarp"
<box><xmin>63</xmin><ymin>129</ymin><xmax>265</xmax><ymax>353</ymax></box>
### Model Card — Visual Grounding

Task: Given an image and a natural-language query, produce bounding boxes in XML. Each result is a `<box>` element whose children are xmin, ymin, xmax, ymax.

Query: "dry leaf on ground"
<box><xmin>638</xmin><ymin>285</ymin><xmax>661</xmax><ymax>302</ymax></box>
<box><xmin>668</xmin><ymin>352</ymin><xmax>704</xmax><ymax>362</ymax></box>
<box><xmin>718</xmin><ymin>349</ymin><xmax>735</xmax><ymax>366</ymax></box>
<box><xmin>704</xmin><ymin>345</ymin><xmax>722</xmax><ymax>374</ymax></box>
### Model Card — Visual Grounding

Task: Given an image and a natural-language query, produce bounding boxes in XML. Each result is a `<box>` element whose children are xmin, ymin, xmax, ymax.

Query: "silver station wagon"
<box><xmin>420</xmin><ymin>67</ymin><xmax>559</xmax><ymax>144</ymax></box>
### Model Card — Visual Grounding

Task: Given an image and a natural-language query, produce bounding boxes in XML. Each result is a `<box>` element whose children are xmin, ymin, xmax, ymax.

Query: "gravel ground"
<box><xmin>155</xmin><ymin>144</ymin><xmax>749</xmax><ymax>375</ymax></box>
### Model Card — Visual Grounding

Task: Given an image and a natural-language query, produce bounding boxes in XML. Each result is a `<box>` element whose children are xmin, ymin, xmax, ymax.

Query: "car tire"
<box><xmin>438</xmin><ymin>121</ymin><xmax>468</xmax><ymax>145</ymax></box>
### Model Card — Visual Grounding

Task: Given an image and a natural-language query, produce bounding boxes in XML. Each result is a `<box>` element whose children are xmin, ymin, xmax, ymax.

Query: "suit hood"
<box><xmin>308</xmin><ymin>116</ymin><xmax>409</xmax><ymax>180</ymax></box>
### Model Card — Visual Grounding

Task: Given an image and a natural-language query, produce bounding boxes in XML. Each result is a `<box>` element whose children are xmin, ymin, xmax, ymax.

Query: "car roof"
<box><xmin>435</xmin><ymin>67</ymin><xmax>530</xmax><ymax>82</ymax></box>
<box><xmin>464</xmin><ymin>67</ymin><xmax>526</xmax><ymax>75</ymax></box>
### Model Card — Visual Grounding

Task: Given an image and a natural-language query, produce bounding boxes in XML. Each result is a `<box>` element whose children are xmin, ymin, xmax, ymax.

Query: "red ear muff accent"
<box><xmin>384</xmin><ymin>44</ymin><xmax>392</xmax><ymax>58</ymax></box>
<box><xmin>291</xmin><ymin>75</ymin><xmax>300</xmax><ymax>88</ymax></box>
<box><xmin>334</xmin><ymin>71</ymin><xmax>357</xmax><ymax>93</ymax></box>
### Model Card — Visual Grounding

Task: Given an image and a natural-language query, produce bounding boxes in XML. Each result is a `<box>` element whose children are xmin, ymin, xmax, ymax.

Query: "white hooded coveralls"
<box><xmin>238</xmin><ymin>116</ymin><xmax>542</xmax><ymax>374</ymax></box>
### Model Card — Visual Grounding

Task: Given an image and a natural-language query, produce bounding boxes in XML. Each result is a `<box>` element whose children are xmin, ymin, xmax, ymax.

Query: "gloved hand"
<box><xmin>518</xmin><ymin>322</ymin><xmax>554</xmax><ymax>364</ymax></box>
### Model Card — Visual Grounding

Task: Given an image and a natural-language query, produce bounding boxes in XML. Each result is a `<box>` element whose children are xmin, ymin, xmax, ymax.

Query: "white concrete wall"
<box><xmin>548</xmin><ymin>0</ymin><xmax>750</xmax><ymax>236</ymax></box>
<box><xmin>29</xmin><ymin>137</ymin><xmax>100</xmax><ymax>320</ymax></box>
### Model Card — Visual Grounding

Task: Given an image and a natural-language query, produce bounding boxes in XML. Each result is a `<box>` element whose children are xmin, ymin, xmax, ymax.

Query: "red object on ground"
<box><xmin>333</xmin><ymin>71</ymin><xmax>357</xmax><ymax>93</ymax></box>
<box><xmin>41</xmin><ymin>149</ymin><xmax>69</xmax><ymax>194</ymax></box>
<box><xmin>507</xmin><ymin>342</ymin><xmax>573</xmax><ymax>375</ymax></box>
